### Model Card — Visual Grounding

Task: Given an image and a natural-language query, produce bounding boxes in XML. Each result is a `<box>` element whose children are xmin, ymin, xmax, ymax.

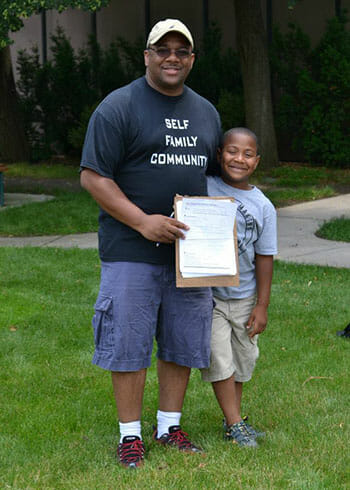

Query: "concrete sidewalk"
<box><xmin>277</xmin><ymin>194</ymin><xmax>350</xmax><ymax>267</ymax></box>
<box><xmin>0</xmin><ymin>192</ymin><xmax>349</xmax><ymax>268</ymax></box>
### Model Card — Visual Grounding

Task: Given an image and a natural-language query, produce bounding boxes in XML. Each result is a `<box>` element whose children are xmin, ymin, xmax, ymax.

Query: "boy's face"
<box><xmin>218</xmin><ymin>132</ymin><xmax>260</xmax><ymax>190</ymax></box>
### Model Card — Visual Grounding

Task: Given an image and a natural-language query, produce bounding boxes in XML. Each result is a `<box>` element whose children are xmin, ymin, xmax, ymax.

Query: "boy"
<box><xmin>201</xmin><ymin>127</ymin><xmax>277</xmax><ymax>447</ymax></box>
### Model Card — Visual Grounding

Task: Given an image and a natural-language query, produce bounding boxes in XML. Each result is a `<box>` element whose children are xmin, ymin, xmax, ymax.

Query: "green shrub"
<box><xmin>188</xmin><ymin>23</ymin><xmax>244</xmax><ymax>129</ymax></box>
<box><xmin>68</xmin><ymin>103</ymin><xmax>99</xmax><ymax>152</ymax></box>
<box><xmin>298</xmin><ymin>16</ymin><xmax>350</xmax><ymax>167</ymax></box>
<box><xmin>216</xmin><ymin>90</ymin><xmax>244</xmax><ymax>131</ymax></box>
<box><xmin>17</xmin><ymin>24</ymin><xmax>244</xmax><ymax>161</ymax></box>
<box><xmin>16</xmin><ymin>28</ymin><xmax>144</xmax><ymax>160</ymax></box>
<box><xmin>270</xmin><ymin>15</ymin><xmax>350</xmax><ymax>167</ymax></box>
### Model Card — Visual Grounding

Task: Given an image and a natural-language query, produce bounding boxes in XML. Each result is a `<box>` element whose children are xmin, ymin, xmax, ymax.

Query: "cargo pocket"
<box><xmin>92</xmin><ymin>296</ymin><xmax>114</xmax><ymax>354</ymax></box>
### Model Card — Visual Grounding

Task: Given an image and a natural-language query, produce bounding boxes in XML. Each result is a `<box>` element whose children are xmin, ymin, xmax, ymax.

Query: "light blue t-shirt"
<box><xmin>208</xmin><ymin>176</ymin><xmax>278</xmax><ymax>300</ymax></box>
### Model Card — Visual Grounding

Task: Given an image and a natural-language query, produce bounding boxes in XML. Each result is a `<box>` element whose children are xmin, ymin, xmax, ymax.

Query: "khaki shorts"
<box><xmin>201</xmin><ymin>295</ymin><xmax>259</xmax><ymax>383</ymax></box>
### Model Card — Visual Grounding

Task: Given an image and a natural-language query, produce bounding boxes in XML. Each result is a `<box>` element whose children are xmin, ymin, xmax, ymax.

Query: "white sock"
<box><xmin>157</xmin><ymin>410</ymin><xmax>181</xmax><ymax>437</ymax></box>
<box><xmin>119</xmin><ymin>420</ymin><xmax>141</xmax><ymax>443</ymax></box>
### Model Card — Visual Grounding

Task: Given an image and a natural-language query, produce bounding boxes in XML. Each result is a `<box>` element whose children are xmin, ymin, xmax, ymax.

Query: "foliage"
<box><xmin>270</xmin><ymin>22</ymin><xmax>310</xmax><ymax>144</ymax></box>
<box><xmin>68</xmin><ymin>102</ymin><xmax>99</xmax><ymax>151</ymax></box>
<box><xmin>298</xmin><ymin>15</ymin><xmax>350</xmax><ymax>167</ymax></box>
<box><xmin>0</xmin><ymin>0</ymin><xmax>109</xmax><ymax>47</ymax></box>
<box><xmin>188</xmin><ymin>23</ymin><xmax>244</xmax><ymax>129</ymax></box>
<box><xmin>16</xmin><ymin>28</ymin><xmax>144</xmax><ymax>159</ymax></box>
<box><xmin>270</xmin><ymin>15</ymin><xmax>350</xmax><ymax>167</ymax></box>
<box><xmin>1</xmin><ymin>250</ymin><xmax>349</xmax><ymax>487</ymax></box>
<box><xmin>17</xmin><ymin>24</ymin><xmax>242</xmax><ymax>159</ymax></box>
<box><xmin>217</xmin><ymin>90</ymin><xmax>245</xmax><ymax>132</ymax></box>
<box><xmin>14</xmin><ymin>16</ymin><xmax>350</xmax><ymax>165</ymax></box>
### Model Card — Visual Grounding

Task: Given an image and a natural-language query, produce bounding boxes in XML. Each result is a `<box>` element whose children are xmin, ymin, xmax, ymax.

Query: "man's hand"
<box><xmin>245</xmin><ymin>304</ymin><xmax>268</xmax><ymax>338</ymax></box>
<box><xmin>137</xmin><ymin>214</ymin><xmax>189</xmax><ymax>243</ymax></box>
<box><xmin>80</xmin><ymin>170</ymin><xmax>189</xmax><ymax>243</ymax></box>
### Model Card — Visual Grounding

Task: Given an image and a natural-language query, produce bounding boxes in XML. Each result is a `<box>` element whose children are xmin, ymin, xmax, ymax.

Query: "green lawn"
<box><xmin>1</xmin><ymin>248</ymin><xmax>349</xmax><ymax>489</ymax></box>
<box><xmin>0</xmin><ymin>190</ymin><xmax>99</xmax><ymax>236</ymax></box>
<box><xmin>5</xmin><ymin>161</ymin><xmax>80</xmax><ymax>179</ymax></box>
<box><xmin>316</xmin><ymin>217</ymin><xmax>350</xmax><ymax>243</ymax></box>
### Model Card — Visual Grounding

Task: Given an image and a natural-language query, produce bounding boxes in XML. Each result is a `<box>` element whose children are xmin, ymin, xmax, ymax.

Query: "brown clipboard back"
<box><xmin>174</xmin><ymin>195</ymin><xmax>239</xmax><ymax>288</ymax></box>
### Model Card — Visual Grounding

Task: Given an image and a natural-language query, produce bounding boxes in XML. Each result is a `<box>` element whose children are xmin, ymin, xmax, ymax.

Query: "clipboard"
<box><xmin>174</xmin><ymin>195</ymin><xmax>239</xmax><ymax>288</ymax></box>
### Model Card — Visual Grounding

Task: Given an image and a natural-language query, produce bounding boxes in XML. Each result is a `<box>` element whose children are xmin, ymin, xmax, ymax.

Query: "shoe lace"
<box><xmin>118</xmin><ymin>439</ymin><xmax>144</xmax><ymax>463</ymax></box>
<box><xmin>167</xmin><ymin>428</ymin><xmax>196</xmax><ymax>450</ymax></box>
<box><xmin>238</xmin><ymin>422</ymin><xmax>251</xmax><ymax>437</ymax></box>
<box><xmin>226</xmin><ymin>422</ymin><xmax>251</xmax><ymax>442</ymax></box>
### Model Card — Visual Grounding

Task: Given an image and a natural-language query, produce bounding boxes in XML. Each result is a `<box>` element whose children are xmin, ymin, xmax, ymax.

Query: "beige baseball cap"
<box><xmin>146</xmin><ymin>19</ymin><xmax>194</xmax><ymax>49</ymax></box>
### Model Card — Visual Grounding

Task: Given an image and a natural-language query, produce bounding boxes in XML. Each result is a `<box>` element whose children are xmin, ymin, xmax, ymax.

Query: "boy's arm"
<box><xmin>246</xmin><ymin>254</ymin><xmax>274</xmax><ymax>338</ymax></box>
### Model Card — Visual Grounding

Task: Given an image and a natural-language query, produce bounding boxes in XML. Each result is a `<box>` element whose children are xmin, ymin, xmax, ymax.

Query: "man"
<box><xmin>80</xmin><ymin>18</ymin><xmax>221</xmax><ymax>468</ymax></box>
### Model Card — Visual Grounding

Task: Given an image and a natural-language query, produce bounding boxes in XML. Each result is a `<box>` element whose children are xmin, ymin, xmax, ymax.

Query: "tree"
<box><xmin>233</xmin><ymin>0</ymin><xmax>279</xmax><ymax>168</ymax></box>
<box><xmin>0</xmin><ymin>0</ymin><xmax>109</xmax><ymax>162</ymax></box>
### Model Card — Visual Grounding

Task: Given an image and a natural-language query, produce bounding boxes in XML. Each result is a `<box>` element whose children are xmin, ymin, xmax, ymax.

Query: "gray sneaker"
<box><xmin>242</xmin><ymin>416</ymin><xmax>266</xmax><ymax>439</ymax></box>
<box><xmin>223</xmin><ymin>417</ymin><xmax>266</xmax><ymax>440</ymax></box>
<box><xmin>224</xmin><ymin>421</ymin><xmax>258</xmax><ymax>448</ymax></box>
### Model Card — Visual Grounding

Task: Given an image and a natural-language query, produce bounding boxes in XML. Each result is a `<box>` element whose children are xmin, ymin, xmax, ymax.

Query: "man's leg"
<box><xmin>154</xmin><ymin>268</ymin><xmax>212</xmax><ymax>451</ymax></box>
<box><xmin>111</xmin><ymin>369</ymin><xmax>147</xmax><ymax>422</ymax></box>
<box><xmin>157</xmin><ymin>360</ymin><xmax>190</xmax><ymax>412</ymax></box>
<box><xmin>154</xmin><ymin>359</ymin><xmax>202</xmax><ymax>452</ymax></box>
<box><xmin>112</xmin><ymin>369</ymin><xmax>147</xmax><ymax>468</ymax></box>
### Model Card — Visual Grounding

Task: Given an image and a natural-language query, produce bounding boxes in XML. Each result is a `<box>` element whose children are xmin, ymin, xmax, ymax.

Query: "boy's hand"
<box><xmin>246</xmin><ymin>304</ymin><xmax>268</xmax><ymax>338</ymax></box>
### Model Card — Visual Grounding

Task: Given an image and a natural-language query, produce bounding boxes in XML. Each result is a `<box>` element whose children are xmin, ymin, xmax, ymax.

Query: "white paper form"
<box><xmin>177</xmin><ymin>198</ymin><xmax>238</xmax><ymax>278</ymax></box>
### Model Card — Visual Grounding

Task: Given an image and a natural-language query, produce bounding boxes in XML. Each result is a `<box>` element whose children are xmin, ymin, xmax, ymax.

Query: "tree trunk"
<box><xmin>233</xmin><ymin>0</ymin><xmax>279</xmax><ymax>168</ymax></box>
<box><xmin>0</xmin><ymin>45</ymin><xmax>29</xmax><ymax>162</ymax></box>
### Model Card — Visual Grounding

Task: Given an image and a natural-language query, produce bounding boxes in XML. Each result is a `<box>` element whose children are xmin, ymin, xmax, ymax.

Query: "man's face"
<box><xmin>144</xmin><ymin>32</ymin><xmax>195</xmax><ymax>96</ymax></box>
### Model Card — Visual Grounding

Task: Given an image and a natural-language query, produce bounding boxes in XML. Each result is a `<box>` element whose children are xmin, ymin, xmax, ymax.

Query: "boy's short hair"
<box><xmin>222</xmin><ymin>127</ymin><xmax>260</xmax><ymax>155</ymax></box>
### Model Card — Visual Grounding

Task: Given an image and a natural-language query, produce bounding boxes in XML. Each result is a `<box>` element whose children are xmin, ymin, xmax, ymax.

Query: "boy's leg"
<box><xmin>202</xmin><ymin>296</ymin><xmax>259</xmax><ymax>447</ymax></box>
<box><xmin>212</xmin><ymin>375</ymin><xmax>241</xmax><ymax>426</ymax></box>
<box><xmin>234</xmin><ymin>381</ymin><xmax>243</xmax><ymax>416</ymax></box>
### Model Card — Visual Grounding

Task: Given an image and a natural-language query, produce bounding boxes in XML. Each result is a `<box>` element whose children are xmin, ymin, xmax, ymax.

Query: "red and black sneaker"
<box><xmin>117</xmin><ymin>435</ymin><xmax>145</xmax><ymax>469</ymax></box>
<box><xmin>153</xmin><ymin>425</ymin><xmax>203</xmax><ymax>453</ymax></box>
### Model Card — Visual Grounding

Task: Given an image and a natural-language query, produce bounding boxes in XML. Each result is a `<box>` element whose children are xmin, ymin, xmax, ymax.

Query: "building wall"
<box><xmin>9</xmin><ymin>0</ymin><xmax>350</xmax><ymax>77</ymax></box>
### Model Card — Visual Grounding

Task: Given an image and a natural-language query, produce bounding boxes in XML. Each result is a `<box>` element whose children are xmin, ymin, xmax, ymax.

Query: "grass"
<box><xmin>316</xmin><ymin>217</ymin><xmax>350</xmax><ymax>243</ymax></box>
<box><xmin>1</xmin><ymin>248</ymin><xmax>350</xmax><ymax>489</ymax></box>
<box><xmin>0</xmin><ymin>190</ymin><xmax>99</xmax><ymax>236</ymax></box>
<box><xmin>1</xmin><ymin>162</ymin><xmax>349</xmax><ymax>237</ymax></box>
<box><xmin>254</xmin><ymin>163</ymin><xmax>350</xmax><ymax>188</ymax></box>
<box><xmin>5</xmin><ymin>161</ymin><xmax>80</xmax><ymax>179</ymax></box>
<box><xmin>264</xmin><ymin>185</ymin><xmax>334</xmax><ymax>208</ymax></box>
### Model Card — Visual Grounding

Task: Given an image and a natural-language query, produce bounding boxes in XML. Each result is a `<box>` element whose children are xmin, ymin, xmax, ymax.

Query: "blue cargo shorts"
<box><xmin>91</xmin><ymin>261</ymin><xmax>213</xmax><ymax>372</ymax></box>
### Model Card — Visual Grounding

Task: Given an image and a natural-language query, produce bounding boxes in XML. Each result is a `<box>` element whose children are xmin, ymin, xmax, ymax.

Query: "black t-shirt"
<box><xmin>81</xmin><ymin>76</ymin><xmax>222</xmax><ymax>264</ymax></box>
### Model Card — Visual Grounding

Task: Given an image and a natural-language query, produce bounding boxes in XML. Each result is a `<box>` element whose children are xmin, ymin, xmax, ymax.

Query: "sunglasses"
<box><xmin>148</xmin><ymin>47</ymin><xmax>192</xmax><ymax>59</ymax></box>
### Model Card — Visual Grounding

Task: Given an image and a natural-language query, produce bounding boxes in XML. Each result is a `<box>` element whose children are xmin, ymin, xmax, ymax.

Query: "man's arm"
<box><xmin>246</xmin><ymin>254</ymin><xmax>274</xmax><ymax>338</ymax></box>
<box><xmin>80</xmin><ymin>168</ymin><xmax>189</xmax><ymax>244</ymax></box>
